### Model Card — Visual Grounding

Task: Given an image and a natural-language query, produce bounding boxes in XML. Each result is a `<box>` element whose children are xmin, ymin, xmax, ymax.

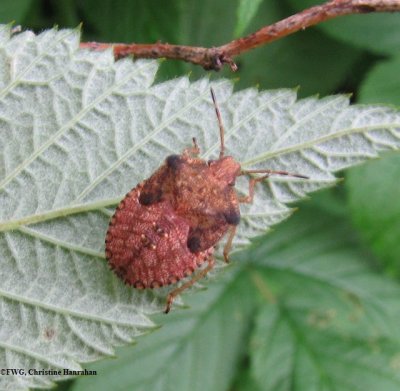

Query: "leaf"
<box><xmin>251</xmin><ymin>305</ymin><xmax>400</xmax><ymax>391</ymax></box>
<box><xmin>72</xmin><ymin>201</ymin><xmax>400</xmax><ymax>391</ymax></box>
<box><xmin>287</xmin><ymin>0</ymin><xmax>400</xmax><ymax>55</ymax></box>
<box><xmin>0</xmin><ymin>0</ymin><xmax>33</xmax><ymax>24</ymax></box>
<box><xmin>185</xmin><ymin>0</ymin><xmax>362</xmax><ymax>97</ymax></box>
<box><xmin>0</xmin><ymin>26</ymin><xmax>400</xmax><ymax>389</ymax></box>
<box><xmin>347</xmin><ymin>154</ymin><xmax>400</xmax><ymax>278</ymax></box>
<box><xmin>234</xmin><ymin>0</ymin><xmax>264</xmax><ymax>37</ymax></box>
<box><xmin>343</xmin><ymin>57</ymin><xmax>400</xmax><ymax>383</ymax></box>
<box><xmin>359</xmin><ymin>54</ymin><xmax>400</xmax><ymax>106</ymax></box>
<box><xmin>247</xmin><ymin>205</ymin><xmax>400</xmax><ymax>391</ymax></box>
<box><xmin>235</xmin><ymin>26</ymin><xmax>362</xmax><ymax>98</ymax></box>
<box><xmin>80</xmin><ymin>0</ymin><xmax>182</xmax><ymax>43</ymax></box>
<box><xmin>182</xmin><ymin>0</ymin><xmax>236</xmax><ymax>47</ymax></box>
<box><xmin>348</xmin><ymin>58</ymin><xmax>400</xmax><ymax>278</ymax></box>
<box><xmin>79</xmin><ymin>0</ymin><xmax>185</xmax><ymax>80</ymax></box>
<box><xmin>71</xmin><ymin>269</ymin><xmax>257</xmax><ymax>391</ymax></box>
<box><xmin>233</xmin><ymin>0</ymin><xmax>363</xmax><ymax>97</ymax></box>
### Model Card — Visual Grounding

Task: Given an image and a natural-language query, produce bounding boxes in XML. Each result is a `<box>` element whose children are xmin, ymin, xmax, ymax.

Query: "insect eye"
<box><xmin>166</xmin><ymin>154</ymin><xmax>183</xmax><ymax>170</ymax></box>
<box><xmin>187</xmin><ymin>236</ymin><xmax>201</xmax><ymax>253</ymax></box>
<box><xmin>223</xmin><ymin>210</ymin><xmax>240</xmax><ymax>225</ymax></box>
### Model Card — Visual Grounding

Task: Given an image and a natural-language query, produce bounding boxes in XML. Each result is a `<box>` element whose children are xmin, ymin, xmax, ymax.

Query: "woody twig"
<box><xmin>80</xmin><ymin>0</ymin><xmax>400</xmax><ymax>71</ymax></box>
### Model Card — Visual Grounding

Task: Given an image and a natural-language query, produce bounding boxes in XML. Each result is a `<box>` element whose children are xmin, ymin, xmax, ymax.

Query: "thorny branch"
<box><xmin>80</xmin><ymin>0</ymin><xmax>400</xmax><ymax>71</ymax></box>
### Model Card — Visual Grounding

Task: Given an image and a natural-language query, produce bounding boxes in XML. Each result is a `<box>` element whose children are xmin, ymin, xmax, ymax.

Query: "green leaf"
<box><xmin>251</xmin><ymin>305</ymin><xmax>400</xmax><ymax>391</ymax></box>
<box><xmin>80</xmin><ymin>0</ymin><xmax>182</xmax><ymax>43</ymax></box>
<box><xmin>79</xmin><ymin>0</ymin><xmax>185</xmax><ymax>80</ymax></box>
<box><xmin>70</xmin><ymin>269</ymin><xmax>257</xmax><ymax>391</ymax></box>
<box><xmin>186</xmin><ymin>0</ymin><xmax>362</xmax><ymax>97</ymax></box>
<box><xmin>287</xmin><ymin>0</ymin><xmax>400</xmax><ymax>55</ymax></box>
<box><xmin>359</xmin><ymin>54</ymin><xmax>400</xmax><ymax>106</ymax></box>
<box><xmin>1</xmin><ymin>26</ymin><xmax>400</xmax><ymax>389</ymax></box>
<box><xmin>235</xmin><ymin>26</ymin><xmax>362</xmax><ymax>98</ymax></box>
<box><xmin>234</xmin><ymin>0</ymin><xmax>264</xmax><ymax>37</ymax></box>
<box><xmin>0</xmin><ymin>0</ymin><xmax>32</xmax><ymax>24</ymax></box>
<box><xmin>248</xmin><ymin>206</ymin><xmax>400</xmax><ymax>391</ymax></box>
<box><xmin>347</xmin><ymin>153</ymin><xmax>400</xmax><ymax>278</ymax></box>
<box><xmin>72</xmin><ymin>202</ymin><xmax>400</xmax><ymax>391</ymax></box>
<box><xmin>348</xmin><ymin>56</ymin><xmax>400</xmax><ymax>278</ymax></box>
<box><xmin>182</xmin><ymin>0</ymin><xmax>236</xmax><ymax>47</ymax></box>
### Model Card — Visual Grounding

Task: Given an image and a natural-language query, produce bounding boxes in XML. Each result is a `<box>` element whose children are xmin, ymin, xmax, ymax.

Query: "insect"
<box><xmin>105</xmin><ymin>88</ymin><xmax>307</xmax><ymax>313</ymax></box>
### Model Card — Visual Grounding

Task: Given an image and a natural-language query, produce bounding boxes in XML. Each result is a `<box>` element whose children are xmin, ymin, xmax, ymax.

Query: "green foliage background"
<box><xmin>2</xmin><ymin>0</ymin><xmax>400</xmax><ymax>390</ymax></box>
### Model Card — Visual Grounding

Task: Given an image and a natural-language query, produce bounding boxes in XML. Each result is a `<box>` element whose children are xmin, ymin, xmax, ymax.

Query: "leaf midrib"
<box><xmin>0</xmin><ymin>286</ymin><xmax>138</xmax><ymax>327</ymax></box>
<box><xmin>242</xmin><ymin>122</ymin><xmax>400</xmax><ymax>167</ymax></box>
<box><xmin>0</xmin><ymin>197</ymin><xmax>119</xmax><ymax>232</ymax></box>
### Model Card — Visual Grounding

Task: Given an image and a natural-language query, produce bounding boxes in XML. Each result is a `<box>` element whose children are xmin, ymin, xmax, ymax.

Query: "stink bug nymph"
<box><xmin>105</xmin><ymin>88</ymin><xmax>307</xmax><ymax>313</ymax></box>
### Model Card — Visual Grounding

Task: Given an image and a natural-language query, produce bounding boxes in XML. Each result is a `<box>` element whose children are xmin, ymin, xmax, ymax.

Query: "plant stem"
<box><xmin>80</xmin><ymin>0</ymin><xmax>400</xmax><ymax>71</ymax></box>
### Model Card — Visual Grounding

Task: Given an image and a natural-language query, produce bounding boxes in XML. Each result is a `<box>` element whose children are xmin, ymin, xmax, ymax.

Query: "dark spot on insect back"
<box><xmin>114</xmin><ymin>265</ymin><xmax>128</xmax><ymax>280</ymax></box>
<box><xmin>139</xmin><ymin>191</ymin><xmax>161</xmax><ymax>205</ymax></box>
<box><xmin>166</xmin><ymin>154</ymin><xmax>183</xmax><ymax>170</ymax></box>
<box><xmin>224</xmin><ymin>210</ymin><xmax>240</xmax><ymax>225</ymax></box>
<box><xmin>187</xmin><ymin>236</ymin><xmax>201</xmax><ymax>253</ymax></box>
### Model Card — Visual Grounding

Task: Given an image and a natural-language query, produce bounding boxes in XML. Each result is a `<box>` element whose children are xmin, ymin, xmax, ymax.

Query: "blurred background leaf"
<box><xmin>235</xmin><ymin>0</ymin><xmax>264</xmax><ymax>37</ymax></box>
<box><xmin>359</xmin><ymin>54</ymin><xmax>400</xmax><ymax>106</ymax></box>
<box><xmin>0</xmin><ymin>0</ymin><xmax>32</xmax><ymax>24</ymax></box>
<box><xmin>5</xmin><ymin>0</ymin><xmax>371</xmax><ymax>96</ymax></box>
<box><xmin>287</xmin><ymin>0</ymin><xmax>400</xmax><ymax>55</ymax></box>
<box><xmin>72</xmin><ymin>200</ymin><xmax>400</xmax><ymax>391</ymax></box>
<box><xmin>71</xmin><ymin>269</ymin><xmax>259</xmax><ymax>391</ymax></box>
<box><xmin>346</xmin><ymin>27</ymin><xmax>400</xmax><ymax>281</ymax></box>
<box><xmin>347</xmin><ymin>153</ymin><xmax>400</xmax><ymax>279</ymax></box>
<box><xmin>233</xmin><ymin>0</ymin><xmax>363</xmax><ymax>97</ymax></box>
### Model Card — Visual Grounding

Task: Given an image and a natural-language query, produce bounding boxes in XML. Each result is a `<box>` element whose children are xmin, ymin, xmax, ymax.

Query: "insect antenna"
<box><xmin>243</xmin><ymin>169</ymin><xmax>309</xmax><ymax>179</ymax></box>
<box><xmin>210</xmin><ymin>88</ymin><xmax>225</xmax><ymax>159</ymax></box>
<box><xmin>191</xmin><ymin>137</ymin><xmax>200</xmax><ymax>155</ymax></box>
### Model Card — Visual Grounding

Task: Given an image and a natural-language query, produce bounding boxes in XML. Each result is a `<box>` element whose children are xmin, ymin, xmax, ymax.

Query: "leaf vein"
<box><xmin>0</xmin><ymin>61</ymin><xmax>155</xmax><ymax>191</ymax></box>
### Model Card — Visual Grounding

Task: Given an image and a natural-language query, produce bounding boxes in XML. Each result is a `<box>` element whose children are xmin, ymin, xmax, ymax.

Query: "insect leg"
<box><xmin>238</xmin><ymin>174</ymin><xmax>270</xmax><ymax>204</ymax></box>
<box><xmin>239</xmin><ymin>169</ymin><xmax>308</xmax><ymax>204</ymax></box>
<box><xmin>244</xmin><ymin>169</ymin><xmax>308</xmax><ymax>179</ymax></box>
<box><xmin>183</xmin><ymin>137</ymin><xmax>200</xmax><ymax>157</ymax></box>
<box><xmin>223</xmin><ymin>225</ymin><xmax>237</xmax><ymax>263</ymax></box>
<box><xmin>165</xmin><ymin>256</ymin><xmax>215</xmax><ymax>313</ymax></box>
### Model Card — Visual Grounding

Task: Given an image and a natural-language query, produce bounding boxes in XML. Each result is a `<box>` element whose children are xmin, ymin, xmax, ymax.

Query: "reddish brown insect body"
<box><xmin>105</xmin><ymin>88</ymin><xmax>307</xmax><ymax>313</ymax></box>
